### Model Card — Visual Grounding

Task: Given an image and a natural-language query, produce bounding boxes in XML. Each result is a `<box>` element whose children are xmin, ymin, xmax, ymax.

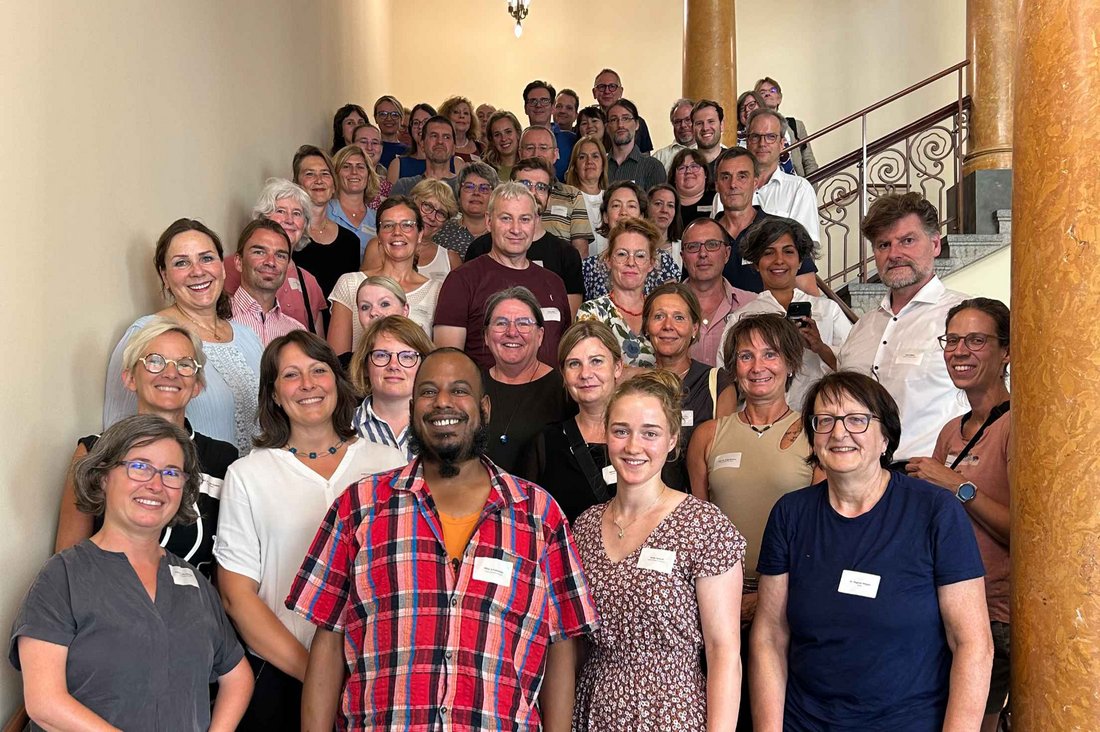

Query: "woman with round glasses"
<box><xmin>349</xmin><ymin>315</ymin><xmax>433</xmax><ymax>461</ymax></box>
<box><xmin>351</xmin><ymin>123</ymin><xmax>392</xmax><ymax>181</ymax></box>
<box><xmin>15</xmin><ymin>415</ymin><xmax>254</xmax><ymax>731</ymax></box>
<box><xmin>329</xmin><ymin>145</ymin><xmax>381</xmax><ymax>255</ymax></box>
<box><xmin>908</xmin><ymin>298</ymin><xmax>1012</xmax><ymax>731</ymax></box>
<box><xmin>482</xmin><ymin>287</ymin><xmax>570</xmax><ymax>474</ymax></box>
<box><xmin>578</xmin><ymin>217</ymin><xmax>661</xmax><ymax>367</ymax></box>
<box><xmin>215</xmin><ymin>331</ymin><xmax>404</xmax><ymax>729</ymax></box>
<box><xmin>373</xmin><ymin>95</ymin><xmax>407</xmax><ymax>169</ymax></box>
<box><xmin>59</xmin><ymin>318</ymin><xmax>238</xmax><ymax>579</ymax></box>
<box><xmin>103</xmin><ymin>219</ymin><xmax>263</xmax><ymax>455</ymax></box>
<box><xmin>436</xmin><ymin>162</ymin><xmax>498</xmax><ymax>259</ymax></box>
<box><xmin>735</xmin><ymin>91</ymin><xmax>767</xmax><ymax>146</ymax></box>
<box><xmin>327</xmin><ymin>197</ymin><xmax>441</xmax><ymax>357</ymax></box>
<box><xmin>668</xmin><ymin>148</ymin><xmax>715</xmax><ymax>229</ymax></box>
<box><xmin>752</xmin><ymin>371</ymin><xmax>993</xmax><ymax>730</ymax></box>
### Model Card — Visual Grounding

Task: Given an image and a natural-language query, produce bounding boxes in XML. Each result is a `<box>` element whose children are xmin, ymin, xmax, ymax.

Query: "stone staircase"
<box><xmin>844</xmin><ymin>209</ymin><xmax>1012</xmax><ymax>315</ymax></box>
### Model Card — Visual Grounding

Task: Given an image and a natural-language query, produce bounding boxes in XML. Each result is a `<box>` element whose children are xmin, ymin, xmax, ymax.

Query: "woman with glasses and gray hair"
<box><xmin>13</xmin><ymin>414</ymin><xmax>253</xmax><ymax>732</ymax></box>
<box><xmin>61</xmin><ymin>318</ymin><xmax>238</xmax><ymax>577</ymax></box>
<box><xmin>482</xmin><ymin>287</ymin><xmax>571</xmax><ymax>474</ymax></box>
<box><xmin>751</xmin><ymin>370</ymin><xmax>993</xmax><ymax>731</ymax></box>
<box><xmin>436</xmin><ymin>162</ymin><xmax>498</xmax><ymax>258</ymax></box>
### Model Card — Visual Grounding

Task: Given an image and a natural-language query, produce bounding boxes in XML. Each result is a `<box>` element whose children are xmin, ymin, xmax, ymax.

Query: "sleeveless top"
<box><xmin>706</xmin><ymin>410</ymin><xmax>813</xmax><ymax>582</ymax></box>
<box><xmin>416</xmin><ymin>243</ymin><xmax>453</xmax><ymax>283</ymax></box>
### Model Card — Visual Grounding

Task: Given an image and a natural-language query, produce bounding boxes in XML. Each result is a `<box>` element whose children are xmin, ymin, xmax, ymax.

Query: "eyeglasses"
<box><xmin>117</xmin><ymin>460</ymin><xmax>189</xmax><ymax>489</ymax></box>
<box><xmin>611</xmin><ymin>249</ymin><xmax>650</xmax><ymax>263</ymax></box>
<box><xmin>595</xmin><ymin>83</ymin><xmax>621</xmax><ymax>93</ymax></box>
<box><xmin>376</xmin><ymin>110</ymin><xmax>401</xmax><ymax>119</ymax></box>
<box><xmin>682</xmin><ymin>239</ymin><xmax>726</xmax><ymax>254</ymax></box>
<box><xmin>516</xmin><ymin>179</ymin><xmax>551</xmax><ymax>193</ymax></box>
<box><xmin>748</xmin><ymin>132</ymin><xmax>781</xmax><ymax>145</ymax></box>
<box><xmin>522</xmin><ymin>144</ymin><xmax>555</xmax><ymax>154</ymax></box>
<box><xmin>419</xmin><ymin>202</ymin><xmax>447</xmax><ymax>220</ymax></box>
<box><xmin>810</xmin><ymin>413</ymin><xmax>877</xmax><ymax>434</ymax></box>
<box><xmin>672</xmin><ymin>117</ymin><xmax>693</xmax><ymax>127</ymax></box>
<box><xmin>489</xmin><ymin>317</ymin><xmax>538</xmax><ymax>333</ymax></box>
<box><xmin>369</xmin><ymin>349</ymin><xmax>421</xmax><ymax>368</ymax></box>
<box><xmin>461</xmin><ymin>182</ymin><xmax>493</xmax><ymax>194</ymax></box>
<box><xmin>759</xmin><ymin>86</ymin><xmax>779</xmax><ymax>94</ymax></box>
<box><xmin>526</xmin><ymin>98</ymin><xmax>552</xmax><ymax>108</ymax></box>
<box><xmin>675</xmin><ymin>163</ymin><xmax>703</xmax><ymax>175</ymax></box>
<box><xmin>607</xmin><ymin>115</ymin><xmax>635</xmax><ymax>126</ymax></box>
<box><xmin>379</xmin><ymin>219</ymin><xmax>419</xmax><ymax>233</ymax></box>
<box><xmin>138</xmin><ymin>354</ymin><xmax>202</xmax><ymax>377</ymax></box>
<box><xmin>937</xmin><ymin>333</ymin><xmax>1000</xmax><ymax>351</ymax></box>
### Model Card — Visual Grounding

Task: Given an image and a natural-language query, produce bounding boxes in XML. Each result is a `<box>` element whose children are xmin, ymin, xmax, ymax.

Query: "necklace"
<box><xmin>612</xmin><ymin>486</ymin><xmax>667</xmax><ymax>539</ymax></box>
<box><xmin>309</xmin><ymin>218</ymin><xmax>331</xmax><ymax>238</ymax></box>
<box><xmin>742</xmin><ymin>406</ymin><xmax>792</xmax><ymax>438</ymax></box>
<box><xmin>174</xmin><ymin>304</ymin><xmax>224</xmax><ymax>342</ymax></box>
<box><xmin>609</xmin><ymin>291</ymin><xmax>642</xmax><ymax>317</ymax></box>
<box><xmin>286</xmin><ymin>437</ymin><xmax>346</xmax><ymax>460</ymax></box>
<box><xmin>493</xmin><ymin>362</ymin><xmax>543</xmax><ymax>444</ymax></box>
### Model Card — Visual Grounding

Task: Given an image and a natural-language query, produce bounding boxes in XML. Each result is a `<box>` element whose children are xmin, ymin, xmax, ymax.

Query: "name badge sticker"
<box><xmin>681</xmin><ymin>410</ymin><xmax>694</xmax><ymax>427</ymax></box>
<box><xmin>473</xmin><ymin>556</ymin><xmax>514</xmax><ymax>587</ymax></box>
<box><xmin>532</xmin><ymin>259</ymin><xmax>544</xmax><ymax>268</ymax></box>
<box><xmin>550</xmin><ymin>205</ymin><xmax>569</xmax><ymax>217</ymax></box>
<box><xmin>838</xmin><ymin>569</ymin><xmax>880</xmax><ymax>599</ymax></box>
<box><xmin>637</xmin><ymin>547</ymin><xmax>676</xmax><ymax>574</ymax></box>
<box><xmin>895</xmin><ymin>350</ymin><xmax>924</xmax><ymax>366</ymax></box>
<box><xmin>199</xmin><ymin>474</ymin><xmax>224</xmax><ymax>499</ymax></box>
<box><xmin>601</xmin><ymin>464</ymin><xmax>618</xmax><ymax>485</ymax></box>
<box><xmin>541</xmin><ymin>307</ymin><xmax>561</xmax><ymax>322</ymax></box>
<box><xmin>169</xmin><ymin>565</ymin><xmax>199</xmax><ymax>588</ymax></box>
<box><xmin>714</xmin><ymin>452</ymin><xmax>742</xmax><ymax>470</ymax></box>
<box><xmin>288</xmin><ymin>277</ymin><xmax>302</xmax><ymax>292</ymax></box>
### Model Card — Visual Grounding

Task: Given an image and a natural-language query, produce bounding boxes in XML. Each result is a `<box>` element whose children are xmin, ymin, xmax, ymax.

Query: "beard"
<box><xmin>881</xmin><ymin>258</ymin><xmax>934</xmax><ymax>290</ymax></box>
<box><xmin>408</xmin><ymin>405</ymin><xmax>491</xmax><ymax>478</ymax></box>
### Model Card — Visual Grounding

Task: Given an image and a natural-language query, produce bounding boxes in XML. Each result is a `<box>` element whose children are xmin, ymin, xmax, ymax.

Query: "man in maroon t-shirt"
<box><xmin>434</xmin><ymin>182</ymin><xmax>570</xmax><ymax>369</ymax></box>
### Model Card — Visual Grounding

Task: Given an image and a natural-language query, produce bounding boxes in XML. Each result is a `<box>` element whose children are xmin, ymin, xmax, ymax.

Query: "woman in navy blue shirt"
<box><xmin>751</xmin><ymin>371</ymin><xmax>993</xmax><ymax>731</ymax></box>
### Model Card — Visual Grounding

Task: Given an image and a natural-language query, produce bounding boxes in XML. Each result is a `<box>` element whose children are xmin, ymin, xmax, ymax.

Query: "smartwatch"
<box><xmin>955</xmin><ymin>481</ymin><xmax>977</xmax><ymax>503</ymax></box>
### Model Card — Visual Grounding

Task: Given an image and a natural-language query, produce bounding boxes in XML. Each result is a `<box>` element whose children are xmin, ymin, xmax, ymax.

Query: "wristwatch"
<box><xmin>955</xmin><ymin>481</ymin><xmax>977</xmax><ymax>504</ymax></box>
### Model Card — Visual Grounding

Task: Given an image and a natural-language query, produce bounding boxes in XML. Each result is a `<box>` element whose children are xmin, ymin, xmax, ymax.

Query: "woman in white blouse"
<box><xmin>215</xmin><ymin>330</ymin><xmax>404</xmax><ymax>730</ymax></box>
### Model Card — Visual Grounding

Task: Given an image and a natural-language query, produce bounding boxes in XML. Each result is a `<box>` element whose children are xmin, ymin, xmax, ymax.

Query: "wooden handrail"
<box><xmin>808</xmin><ymin>97</ymin><xmax>970</xmax><ymax>185</ymax></box>
<box><xmin>785</xmin><ymin>60</ymin><xmax>969</xmax><ymax>154</ymax></box>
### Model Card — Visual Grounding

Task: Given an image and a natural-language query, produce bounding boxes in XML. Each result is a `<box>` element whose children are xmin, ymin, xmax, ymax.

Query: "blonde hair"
<box><xmin>410</xmin><ymin>178</ymin><xmax>458</xmax><ymax>218</ymax></box>
<box><xmin>605</xmin><ymin>216</ymin><xmax>660</xmax><ymax>262</ymax></box>
<box><xmin>122</xmin><ymin>316</ymin><xmax>207</xmax><ymax>387</ymax></box>
<box><xmin>606</xmin><ymin>369</ymin><xmax>684</xmax><ymax>452</ymax></box>
<box><xmin>333</xmin><ymin>144</ymin><xmax>381</xmax><ymax>203</ymax></box>
<box><xmin>439</xmin><ymin>95</ymin><xmax>480</xmax><ymax>141</ymax></box>
<box><xmin>557</xmin><ymin>320</ymin><xmax>622</xmax><ymax>368</ymax></box>
<box><xmin>565</xmin><ymin>135</ymin><xmax>609</xmax><ymax>190</ymax></box>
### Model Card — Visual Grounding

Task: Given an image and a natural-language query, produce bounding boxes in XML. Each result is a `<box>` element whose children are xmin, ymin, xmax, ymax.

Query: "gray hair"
<box><xmin>458</xmin><ymin>161</ymin><xmax>500</xmax><ymax>189</ymax></box>
<box><xmin>251</xmin><ymin>177</ymin><xmax>313</xmax><ymax>247</ymax></box>
<box><xmin>669</xmin><ymin>98</ymin><xmax>695</xmax><ymax>120</ymax></box>
<box><xmin>73</xmin><ymin>415</ymin><xmax>202</xmax><ymax>526</ymax></box>
<box><xmin>122</xmin><ymin>316</ymin><xmax>207</xmax><ymax>388</ymax></box>
<box><xmin>520</xmin><ymin>125</ymin><xmax>557</xmax><ymax>150</ymax></box>
<box><xmin>483</xmin><ymin>286</ymin><xmax>545</xmax><ymax>331</ymax></box>
<box><xmin>747</xmin><ymin>108</ymin><xmax>791</xmax><ymax>138</ymax></box>
<box><xmin>487</xmin><ymin>180</ymin><xmax>538</xmax><ymax>217</ymax></box>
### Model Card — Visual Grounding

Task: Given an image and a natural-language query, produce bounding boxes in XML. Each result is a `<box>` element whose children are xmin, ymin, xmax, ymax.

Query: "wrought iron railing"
<box><xmin>788</xmin><ymin>61</ymin><xmax>971</xmax><ymax>288</ymax></box>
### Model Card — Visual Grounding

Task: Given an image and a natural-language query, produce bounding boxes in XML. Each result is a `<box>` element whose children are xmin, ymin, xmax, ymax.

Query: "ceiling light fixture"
<box><xmin>508</xmin><ymin>0</ymin><xmax>530</xmax><ymax>37</ymax></box>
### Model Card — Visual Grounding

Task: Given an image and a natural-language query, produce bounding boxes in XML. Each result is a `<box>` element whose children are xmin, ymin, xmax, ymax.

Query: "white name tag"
<box><xmin>714</xmin><ymin>452</ymin><xmax>742</xmax><ymax>470</ymax></box>
<box><xmin>473</xmin><ymin>556</ymin><xmax>513</xmax><ymax>587</ymax></box>
<box><xmin>895</xmin><ymin>350</ymin><xmax>924</xmax><ymax>366</ymax></box>
<box><xmin>681</xmin><ymin>410</ymin><xmax>694</xmax><ymax>427</ymax></box>
<box><xmin>541</xmin><ymin>307</ymin><xmax>561</xmax><ymax>322</ymax></box>
<box><xmin>601</xmin><ymin>464</ymin><xmax>618</xmax><ymax>485</ymax></box>
<box><xmin>288</xmin><ymin>277</ymin><xmax>302</xmax><ymax>291</ymax></box>
<box><xmin>532</xmin><ymin>259</ymin><xmax>544</xmax><ymax>268</ymax></box>
<box><xmin>169</xmin><ymin>565</ymin><xmax>199</xmax><ymax>588</ymax></box>
<box><xmin>838</xmin><ymin>569</ymin><xmax>880</xmax><ymax>599</ymax></box>
<box><xmin>697</xmin><ymin>205</ymin><xmax>714</xmax><ymax>213</ymax></box>
<box><xmin>550</xmin><ymin>205</ymin><xmax>569</xmax><ymax>217</ymax></box>
<box><xmin>741</xmin><ymin>258</ymin><xmax>753</xmax><ymax>266</ymax></box>
<box><xmin>946</xmin><ymin>454</ymin><xmax>979</xmax><ymax>468</ymax></box>
<box><xmin>637</xmin><ymin>547</ymin><xmax>676</xmax><ymax>574</ymax></box>
<box><xmin>199</xmin><ymin>474</ymin><xmax>223</xmax><ymax>499</ymax></box>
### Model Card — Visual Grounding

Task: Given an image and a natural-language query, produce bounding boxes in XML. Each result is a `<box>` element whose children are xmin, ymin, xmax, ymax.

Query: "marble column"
<box><xmin>963</xmin><ymin>0</ymin><xmax>1015</xmax><ymax>173</ymax></box>
<box><xmin>682</xmin><ymin>0</ymin><xmax>736</xmax><ymax>146</ymax></box>
<box><xmin>1011</xmin><ymin>1</ymin><xmax>1100</xmax><ymax>729</ymax></box>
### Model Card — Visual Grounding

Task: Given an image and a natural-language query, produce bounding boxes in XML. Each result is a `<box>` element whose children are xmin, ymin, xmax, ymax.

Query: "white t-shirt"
<box><xmin>329</xmin><ymin>272</ymin><xmax>440</xmax><ymax>349</ymax></box>
<box><xmin>214</xmin><ymin>439</ymin><xmax>405</xmax><ymax>652</ymax></box>
<box><xmin>581</xmin><ymin>191</ymin><xmax>606</xmax><ymax>257</ymax></box>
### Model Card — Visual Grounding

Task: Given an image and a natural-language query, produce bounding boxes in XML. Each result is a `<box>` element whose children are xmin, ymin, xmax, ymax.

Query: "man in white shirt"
<box><xmin>746</xmin><ymin>108</ymin><xmax>821</xmax><ymax>246</ymax></box>
<box><xmin>652</xmin><ymin>98</ymin><xmax>696</xmax><ymax>172</ymax></box>
<box><xmin>837</xmin><ymin>192</ymin><xmax>969</xmax><ymax>463</ymax></box>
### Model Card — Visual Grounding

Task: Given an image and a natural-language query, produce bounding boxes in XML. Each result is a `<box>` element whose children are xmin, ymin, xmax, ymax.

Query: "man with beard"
<box><xmin>606</xmin><ymin>99</ymin><xmax>666</xmax><ymax>191</ymax></box>
<box><xmin>391</xmin><ymin>116</ymin><xmax>464</xmax><ymax>197</ymax></box>
<box><xmin>691</xmin><ymin>99</ymin><xmax>727</xmax><ymax>177</ymax></box>
<box><xmin>652</xmin><ymin>98</ymin><xmax>696</xmax><ymax>173</ymax></box>
<box><xmin>837</xmin><ymin>192</ymin><xmax>969</xmax><ymax>464</ymax></box>
<box><xmin>287</xmin><ymin>348</ymin><xmax>598</xmax><ymax>732</ymax></box>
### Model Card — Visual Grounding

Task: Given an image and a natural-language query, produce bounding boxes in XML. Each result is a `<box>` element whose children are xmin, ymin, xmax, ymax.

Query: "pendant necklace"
<box><xmin>744</xmin><ymin>406</ymin><xmax>792</xmax><ymax>438</ymax></box>
<box><xmin>495</xmin><ymin>362</ymin><xmax>541</xmax><ymax>445</ymax></box>
<box><xmin>612</xmin><ymin>486</ymin><xmax>667</xmax><ymax>539</ymax></box>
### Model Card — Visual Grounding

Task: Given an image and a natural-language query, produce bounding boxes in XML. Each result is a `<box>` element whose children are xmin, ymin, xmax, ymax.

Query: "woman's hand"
<box><xmin>906</xmin><ymin>456</ymin><xmax>964</xmax><ymax>491</ymax></box>
<box><xmin>797</xmin><ymin>317</ymin><xmax>837</xmax><ymax>369</ymax></box>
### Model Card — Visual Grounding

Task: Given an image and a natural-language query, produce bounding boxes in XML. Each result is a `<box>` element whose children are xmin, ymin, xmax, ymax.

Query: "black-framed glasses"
<box><xmin>748</xmin><ymin>132</ymin><xmax>781</xmax><ymax>144</ymax></box>
<box><xmin>489</xmin><ymin>317</ymin><xmax>538</xmax><ymax>333</ymax></box>
<box><xmin>369</xmin><ymin>350</ymin><xmax>421</xmax><ymax>368</ymax></box>
<box><xmin>675</xmin><ymin>163</ymin><xmax>703</xmax><ymax>174</ymax></box>
<box><xmin>682</xmin><ymin>239</ymin><xmax>726</xmax><ymax>254</ymax></box>
<box><xmin>810</xmin><ymin>413</ymin><xmax>878</xmax><ymax>434</ymax></box>
<box><xmin>937</xmin><ymin>333</ymin><xmax>999</xmax><ymax>352</ymax></box>
<box><xmin>517</xmin><ymin>180</ymin><xmax>551</xmax><ymax>193</ymax></box>
<box><xmin>138</xmin><ymin>354</ymin><xmax>201</xmax><ymax>377</ymax></box>
<box><xmin>526</xmin><ymin>98</ymin><xmax>552</xmax><ymax>108</ymax></box>
<box><xmin>595</xmin><ymin>83</ymin><xmax>621</xmax><ymax>93</ymax></box>
<box><xmin>418</xmin><ymin>202</ymin><xmax>447</xmax><ymax>220</ymax></box>
<box><xmin>461</xmin><ymin>182</ymin><xmax>493</xmax><ymax>194</ymax></box>
<box><xmin>117</xmin><ymin>460</ymin><xmax>188</xmax><ymax>489</ymax></box>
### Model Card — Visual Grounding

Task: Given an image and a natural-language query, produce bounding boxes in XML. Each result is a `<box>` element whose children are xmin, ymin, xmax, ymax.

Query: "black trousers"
<box><xmin>238</xmin><ymin>650</ymin><xmax>303</xmax><ymax>732</ymax></box>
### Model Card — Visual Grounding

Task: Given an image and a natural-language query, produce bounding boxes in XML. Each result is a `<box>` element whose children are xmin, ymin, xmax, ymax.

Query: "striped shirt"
<box><xmin>352</xmin><ymin>397</ymin><xmax>412</xmax><ymax>461</ymax></box>
<box><xmin>229</xmin><ymin>288</ymin><xmax>306</xmax><ymax>346</ymax></box>
<box><xmin>545</xmin><ymin>181</ymin><xmax>595</xmax><ymax>244</ymax></box>
<box><xmin>285</xmin><ymin>456</ymin><xmax>599</xmax><ymax>731</ymax></box>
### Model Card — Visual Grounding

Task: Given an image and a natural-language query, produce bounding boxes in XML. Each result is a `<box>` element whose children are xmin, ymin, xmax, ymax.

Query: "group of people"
<box><xmin>8</xmin><ymin>69</ymin><xmax>1011</xmax><ymax>732</ymax></box>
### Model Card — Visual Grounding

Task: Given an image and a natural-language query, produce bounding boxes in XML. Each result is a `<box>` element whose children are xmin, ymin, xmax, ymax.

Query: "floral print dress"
<box><xmin>576</xmin><ymin>295</ymin><xmax>656</xmax><ymax>367</ymax></box>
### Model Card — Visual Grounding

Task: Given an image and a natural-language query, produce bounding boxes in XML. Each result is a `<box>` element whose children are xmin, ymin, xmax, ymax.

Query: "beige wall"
<box><xmin>0</xmin><ymin>0</ymin><xmax>971</xmax><ymax>717</ymax></box>
<box><xmin>942</xmin><ymin>246</ymin><xmax>1012</xmax><ymax>304</ymax></box>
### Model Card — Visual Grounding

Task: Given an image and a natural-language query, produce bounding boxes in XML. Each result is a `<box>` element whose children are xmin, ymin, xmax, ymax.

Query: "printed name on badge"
<box><xmin>532</xmin><ymin>260</ymin><xmax>544</xmax><ymax>268</ymax></box>
<box><xmin>288</xmin><ymin>278</ymin><xmax>302</xmax><ymax>291</ymax></box>
<box><xmin>681</xmin><ymin>410</ymin><xmax>694</xmax><ymax>427</ymax></box>
<box><xmin>895</xmin><ymin>351</ymin><xmax>924</xmax><ymax>366</ymax></box>
<box><xmin>601</xmin><ymin>464</ymin><xmax>618</xmax><ymax>485</ymax></box>
<box><xmin>541</xmin><ymin>307</ymin><xmax>561</xmax><ymax>322</ymax></box>
<box><xmin>714</xmin><ymin>452</ymin><xmax>742</xmax><ymax>470</ymax></box>
<box><xmin>199</xmin><ymin>474</ymin><xmax>224</xmax><ymax>499</ymax></box>
<box><xmin>169</xmin><ymin>565</ymin><xmax>199</xmax><ymax>588</ymax></box>
<box><xmin>637</xmin><ymin>548</ymin><xmax>676</xmax><ymax>574</ymax></box>
<box><xmin>550</xmin><ymin>205</ymin><xmax>569</xmax><ymax>217</ymax></box>
<box><xmin>473</xmin><ymin>556</ymin><xmax>514</xmax><ymax>587</ymax></box>
<box><xmin>837</xmin><ymin>569</ymin><xmax>880</xmax><ymax>599</ymax></box>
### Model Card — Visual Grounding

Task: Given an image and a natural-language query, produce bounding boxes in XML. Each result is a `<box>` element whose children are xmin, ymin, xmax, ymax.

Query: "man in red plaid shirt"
<box><xmin>286</xmin><ymin>348</ymin><xmax>599</xmax><ymax>730</ymax></box>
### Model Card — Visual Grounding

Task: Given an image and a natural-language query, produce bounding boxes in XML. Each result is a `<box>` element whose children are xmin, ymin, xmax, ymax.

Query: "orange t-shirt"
<box><xmin>439</xmin><ymin>510</ymin><xmax>482</xmax><ymax>560</ymax></box>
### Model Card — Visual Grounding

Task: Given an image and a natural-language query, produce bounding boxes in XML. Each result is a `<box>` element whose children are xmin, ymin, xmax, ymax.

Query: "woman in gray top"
<box><xmin>10</xmin><ymin>415</ymin><xmax>253</xmax><ymax>731</ymax></box>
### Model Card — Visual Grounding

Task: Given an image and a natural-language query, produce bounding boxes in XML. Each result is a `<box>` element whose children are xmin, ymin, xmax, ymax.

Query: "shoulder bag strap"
<box><xmin>562</xmin><ymin>419</ymin><xmax>611</xmax><ymax>503</ymax></box>
<box><xmin>294</xmin><ymin>264</ymin><xmax>316</xmax><ymax>334</ymax></box>
<box><xmin>950</xmin><ymin>400</ymin><xmax>1010</xmax><ymax>469</ymax></box>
